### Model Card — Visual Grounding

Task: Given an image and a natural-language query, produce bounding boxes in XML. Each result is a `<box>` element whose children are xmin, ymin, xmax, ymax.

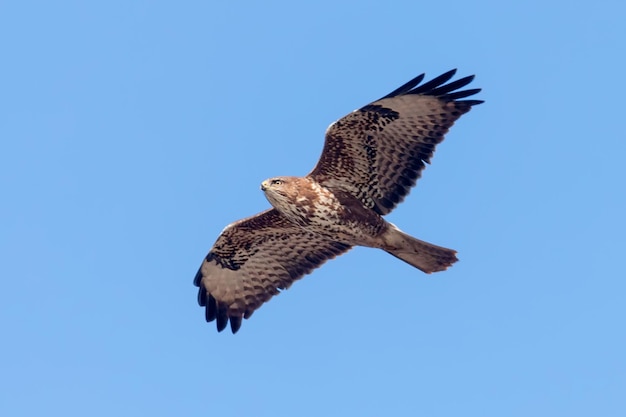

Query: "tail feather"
<box><xmin>383</xmin><ymin>227</ymin><xmax>458</xmax><ymax>273</ymax></box>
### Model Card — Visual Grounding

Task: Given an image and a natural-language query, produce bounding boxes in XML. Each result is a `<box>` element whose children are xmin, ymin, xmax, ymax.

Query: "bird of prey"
<box><xmin>194</xmin><ymin>69</ymin><xmax>482</xmax><ymax>333</ymax></box>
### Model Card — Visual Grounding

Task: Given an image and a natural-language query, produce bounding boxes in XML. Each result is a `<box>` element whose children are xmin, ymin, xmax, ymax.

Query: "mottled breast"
<box><xmin>262</xmin><ymin>176</ymin><xmax>387</xmax><ymax>245</ymax></box>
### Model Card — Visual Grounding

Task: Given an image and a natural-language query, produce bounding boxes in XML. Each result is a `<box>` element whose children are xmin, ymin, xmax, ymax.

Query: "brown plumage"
<box><xmin>194</xmin><ymin>69</ymin><xmax>483</xmax><ymax>333</ymax></box>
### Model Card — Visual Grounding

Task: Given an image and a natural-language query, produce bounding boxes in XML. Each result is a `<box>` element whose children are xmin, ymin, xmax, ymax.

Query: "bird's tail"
<box><xmin>383</xmin><ymin>225</ymin><xmax>458</xmax><ymax>273</ymax></box>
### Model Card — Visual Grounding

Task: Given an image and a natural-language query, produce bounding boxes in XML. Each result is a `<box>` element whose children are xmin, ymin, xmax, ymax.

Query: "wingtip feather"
<box><xmin>216</xmin><ymin>311</ymin><xmax>228</xmax><ymax>332</ymax></box>
<box><xmin>378</xmin><ymin>69</ymin><xmax>482</xmax><ymax>103</ymax></box>
<box><xmin>378</xmin><ymin>73</ymin><xmax>425</xmax><ymax>100</ymax></box>
<box><xmin>229</xmin><ymin>316</ymin><xmax>243</xmax><ymax>334</ymax></box>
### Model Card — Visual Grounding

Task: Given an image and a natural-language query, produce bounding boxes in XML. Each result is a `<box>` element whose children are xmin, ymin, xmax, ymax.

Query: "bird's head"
<box><xmin>261</xmin><ymin>176</ymin><xmax>316</xmax><ymax>226</ymax></box>
<box><xmin>261</xmin><ymin>177</ymin><xmax>300</xmax><ymax>210</ymax></box>
<box><xmin>260</xmin><ymin>177</ymin><xmax>287</xmax><ymax>192</ymax></box>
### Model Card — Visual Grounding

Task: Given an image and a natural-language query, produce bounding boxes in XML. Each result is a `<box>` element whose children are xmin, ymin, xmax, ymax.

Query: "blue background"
<box><xmin>2</xmin><ymin>1</ymin><xmax>625</xmax><ymax>416</ymax></box>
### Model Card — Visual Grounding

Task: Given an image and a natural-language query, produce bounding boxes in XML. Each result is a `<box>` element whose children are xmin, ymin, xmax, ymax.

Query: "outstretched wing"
<box><xmin>308</xmin><ymin>69</ymin><xmax>483</xmax><ymax>215</ymax></box>
<box><xmin>194</xmin><ymin>208</ymin><xmax>351</xmax><ymax>333</ymax></box>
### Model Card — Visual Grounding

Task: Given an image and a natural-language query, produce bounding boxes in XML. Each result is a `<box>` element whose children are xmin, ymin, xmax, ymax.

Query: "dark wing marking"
<box><xmin>308</xmin><ymin>69</ymin><xmax>483</xmax><ymax>215</ymax></box>
<box><xmin>193</xmin><ymin>208</ymin><xmax>351</xmax><ymax>333</ymax></box>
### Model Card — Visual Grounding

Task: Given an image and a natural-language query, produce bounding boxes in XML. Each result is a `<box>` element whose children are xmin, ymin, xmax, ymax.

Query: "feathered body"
<box><xmin>194</xmin><ymin>69</ymin><xmax>483</xmax><ymax>333</ymax></box>
<box><xmin>261</xmin><ymin>177</ymin><xmax>386</xmax><ymax>245</ymax></box>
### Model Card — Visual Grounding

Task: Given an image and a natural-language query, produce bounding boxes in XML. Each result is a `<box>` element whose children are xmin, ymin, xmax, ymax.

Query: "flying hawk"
<box><xmin>194</xmin><ymin>69</ymin><xmax>482</xmax><ymax>333</ymax></box>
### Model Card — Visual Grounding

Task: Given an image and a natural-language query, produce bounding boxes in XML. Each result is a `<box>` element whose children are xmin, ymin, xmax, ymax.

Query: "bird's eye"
<box><xmin>271</xmin><ymin>179</ymin><xmax>283</xmax><ymax>185</ymax></box>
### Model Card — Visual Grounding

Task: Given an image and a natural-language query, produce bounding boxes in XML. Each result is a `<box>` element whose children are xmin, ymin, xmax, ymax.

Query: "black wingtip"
<box><xmin>202</xmin><ymin>293</ymin><xmax>243</xmax><ymax>334</ymax></box>
<box><xmin>215</xmin><ymin>310</ymin><xmax>228</xmax><ymax>332</ymax></box>
<box><xmin>197</xmin><ymin>286</ymin><xmax>207</xmax><ymax>306</ymax></box>
<box><xmin>229</xmin><ymin>316</ymin><xmax>242</xmax><ymax>334</ymax></box>
<box><xmin>379</xmin><ymin>73</ymin><xmax>426</xmax><ymax>100</ymax></box>
<box><xmin>379</xmin><ymin>69</ymin><xmax>482</xmax><ymax>104</ymax></box>
<box><xmin>206</xmin><ymin>294</ymin><xmax>217</xmax><ymax>321</ymax></box>
<box><xmin>193</xmin><ymin>267</ymin><xmax>203</xmax><ymax>287</ymax></box>
<box><xmin>462</xmin><ymin>99</ymin><xmax>484</xmax><ymax>106</ymax></box>
<box><xmin>427</xmin><ymin>75</ymin><xmax>475</xmax><ymax>96</ymax></box>
<box><xmin>409</xmin><ymin>69</ymin><xmax>458</xmax><ymax>95</ymax></box>
<box><xmin>445</xmin><ymin>88</ymin><xmax>482</xmax><ymax>100</ymax></box>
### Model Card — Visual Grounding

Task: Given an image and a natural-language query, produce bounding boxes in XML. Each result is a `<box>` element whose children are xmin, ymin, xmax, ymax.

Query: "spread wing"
<box><xmin>308</xmin><ymin>69</ymin><xmax>483</xmax><ymax>215</ymax></box>
<box><xmin>194</xmin><ymin>208</ymin><xmax>352</xmax><ymax>333</ymax></box>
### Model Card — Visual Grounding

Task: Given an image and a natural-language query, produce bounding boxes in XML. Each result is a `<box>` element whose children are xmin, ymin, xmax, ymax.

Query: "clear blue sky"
<box><xmin>1</xmin><ymin>1</ymin><xmax>625</xmax><ymax>416</ymax></box>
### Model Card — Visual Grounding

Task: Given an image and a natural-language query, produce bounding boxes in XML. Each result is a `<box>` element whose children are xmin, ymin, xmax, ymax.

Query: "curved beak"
<box><xmin>260</xmin><ymin>180</ymin><xmax>269</xmax><ymax>191</ymax></box>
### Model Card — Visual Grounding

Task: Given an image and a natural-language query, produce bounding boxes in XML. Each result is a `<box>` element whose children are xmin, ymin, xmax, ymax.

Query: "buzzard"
<box><xmin>194</xmin><ymin>69</ymin><xmax>482</xmax><ymax>333</ymax></box>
